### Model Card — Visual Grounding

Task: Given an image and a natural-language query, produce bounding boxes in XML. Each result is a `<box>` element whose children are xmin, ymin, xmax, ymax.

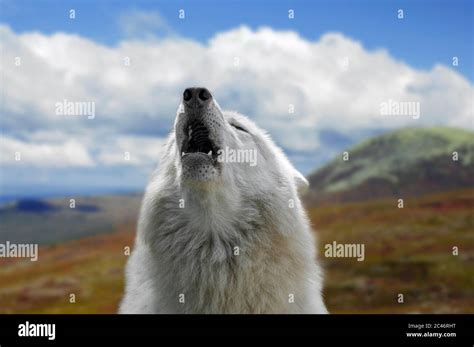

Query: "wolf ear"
<box><xmin>293</xmin><ymin>170</ymin><xmax>309</xmax><ymax>195</ymax></box>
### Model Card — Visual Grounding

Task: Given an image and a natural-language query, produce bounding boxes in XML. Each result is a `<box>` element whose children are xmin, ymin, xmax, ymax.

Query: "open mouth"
<box><xmin>181</xmin><ymin>119</ymin><xmax>219</xmax><ymax>160</ymax></box>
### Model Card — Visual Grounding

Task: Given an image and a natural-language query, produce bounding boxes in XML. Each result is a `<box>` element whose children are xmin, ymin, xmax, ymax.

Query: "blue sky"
<box><xmin>2</xmin><ymin>0</ymin><xmax>472</xmax><ymax>80</ymax></box>
<box><xmin>0</xmin><ymin>0</ymin><xmax>473</xmax><ymax>200</ymax></box>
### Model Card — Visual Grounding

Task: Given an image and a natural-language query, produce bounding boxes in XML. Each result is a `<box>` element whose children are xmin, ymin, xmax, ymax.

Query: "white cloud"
<box><xmin>97</xmin><ymin>135</ymin><xmax>166</xmax><ymax>166</ymax></box>
<box><xmin>0</xmin><ymin>137</ymin><xmax>94</xmax><ymax>167</ymax></box>
<box><xmin>0</xmin><ymin>24</ymin><xmax>472</xmax><ymax>174</ymax></box>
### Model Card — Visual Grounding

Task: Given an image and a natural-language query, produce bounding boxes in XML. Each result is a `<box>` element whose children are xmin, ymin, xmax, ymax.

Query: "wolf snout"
<box><xmin>183</xmin><ymin>87</ymin><xmax>212</xmax><ymax>108</ymax></box>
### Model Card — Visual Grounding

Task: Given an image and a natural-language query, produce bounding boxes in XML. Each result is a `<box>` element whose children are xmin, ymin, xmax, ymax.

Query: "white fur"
<box><xmin>119</xmin><ymin>97</ymin><xmax>327</xmax><ymax>314</ymax></box>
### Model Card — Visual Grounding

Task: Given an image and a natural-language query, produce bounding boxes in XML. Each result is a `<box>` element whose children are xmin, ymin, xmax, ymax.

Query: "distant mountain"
<box><xmin>14</xmin><ymin>199</ymin><xmax>59</xmax><ymax>213</ymax></box>
<box><xmin>0</xmin><ymin>194</ymin><xmax>142</xmax><ymax>244</ymax></box>
<box><xmin>306</xmin><ymin>127</ymin><xmax>474</xmax><ymax>204</ymax></box>
<box><xmin>0</xmin><ymin>198</ymin><xmax>103</xmax><ymax>214</ymax></box>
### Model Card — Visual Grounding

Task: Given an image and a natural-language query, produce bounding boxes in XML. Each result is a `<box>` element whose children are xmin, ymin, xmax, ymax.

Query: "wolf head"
<box><xmin>170</xmin><ymin>87</ymin><xmax>308</xmax><ymax>197</ymax></box>
<box><xmin>139</xmin><ymin>86</ymin><xmax>312</xmax><ymax>258</ymax></box>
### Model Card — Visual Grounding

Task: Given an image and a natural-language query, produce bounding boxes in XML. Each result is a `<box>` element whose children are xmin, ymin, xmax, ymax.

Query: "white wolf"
<box><xmin>119</xmin><ymin>88</ymin><xmax>327</xmax><ymax>314</ymax></box>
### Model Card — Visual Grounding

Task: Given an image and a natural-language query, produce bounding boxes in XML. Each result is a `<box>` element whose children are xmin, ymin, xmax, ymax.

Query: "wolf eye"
<box><xmin>230</xmin><ymin>124</ymin><xmax>248</xmax><ymax>133</ymax></box>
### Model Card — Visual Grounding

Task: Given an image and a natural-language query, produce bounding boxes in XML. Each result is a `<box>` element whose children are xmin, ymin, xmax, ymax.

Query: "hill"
<box><xmin>0</xmin><ymin>194</ymin><xmax>142</xmax><ymax>245</ymax></box>
<box><xmin>306</xmin><ymin>127</ymin><xmax>474</xmax><ymax>204</ymax></box>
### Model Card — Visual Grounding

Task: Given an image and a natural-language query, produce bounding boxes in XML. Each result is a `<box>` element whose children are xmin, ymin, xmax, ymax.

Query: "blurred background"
<box><xmin>0</xmin><ymin>0</ymin><xmax>472</xmax><ymax>313</ymax></box>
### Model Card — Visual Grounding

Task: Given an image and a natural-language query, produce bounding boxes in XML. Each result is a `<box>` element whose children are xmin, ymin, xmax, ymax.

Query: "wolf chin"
<box><xmin>119</xmin><ymin>87</ymin><xmax>328</xmax><ymax>314</ymax></box>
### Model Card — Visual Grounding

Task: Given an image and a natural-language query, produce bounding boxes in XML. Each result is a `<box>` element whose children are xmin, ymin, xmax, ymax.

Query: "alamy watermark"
<box><xmin>380</xmin><ymin>99</ymin><xmax>420</xmax><ymax>119</ymax></box>
<box><xmin>18</xmin><ymin>321</ymin><xmax>55</xmax><ymax>340</ymax></box>
<box><xmin>324</xmin><ymin>241</ymin><xmax>365</xmax><ymax>261</ymax></box>
<box><xmin>55</xmin><ymin>99</ymin><xmax>95</xmax><ymax>119</ymax></box>
<box><xmin>217</xmin><ymin>146</ymin><xmax>257</xmax><ymax>167</ymax></box>
<box><xmin>0</xmin><ymin>241</ymin><xmax>38</xmax><ymax>261</ymax></box>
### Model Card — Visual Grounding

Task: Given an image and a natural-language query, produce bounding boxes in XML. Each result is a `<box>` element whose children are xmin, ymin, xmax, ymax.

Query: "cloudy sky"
<box><xmin>0</xmin><ymin>0</ymin><xmax>473</xmax><ymax>199</ymax></box>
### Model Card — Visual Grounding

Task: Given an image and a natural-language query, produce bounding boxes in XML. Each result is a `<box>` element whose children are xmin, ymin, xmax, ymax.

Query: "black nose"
<box><xmin>182</xmin><ymin>87</ymin><xmax>212</xmax><ymax>108</ymax></box>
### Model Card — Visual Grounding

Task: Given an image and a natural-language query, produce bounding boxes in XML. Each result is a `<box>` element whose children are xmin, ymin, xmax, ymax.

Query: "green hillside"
<box><xmin>307</xmin><ymin>127</ymin><xmax>474</xmax><ymax>203</ymax></box>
